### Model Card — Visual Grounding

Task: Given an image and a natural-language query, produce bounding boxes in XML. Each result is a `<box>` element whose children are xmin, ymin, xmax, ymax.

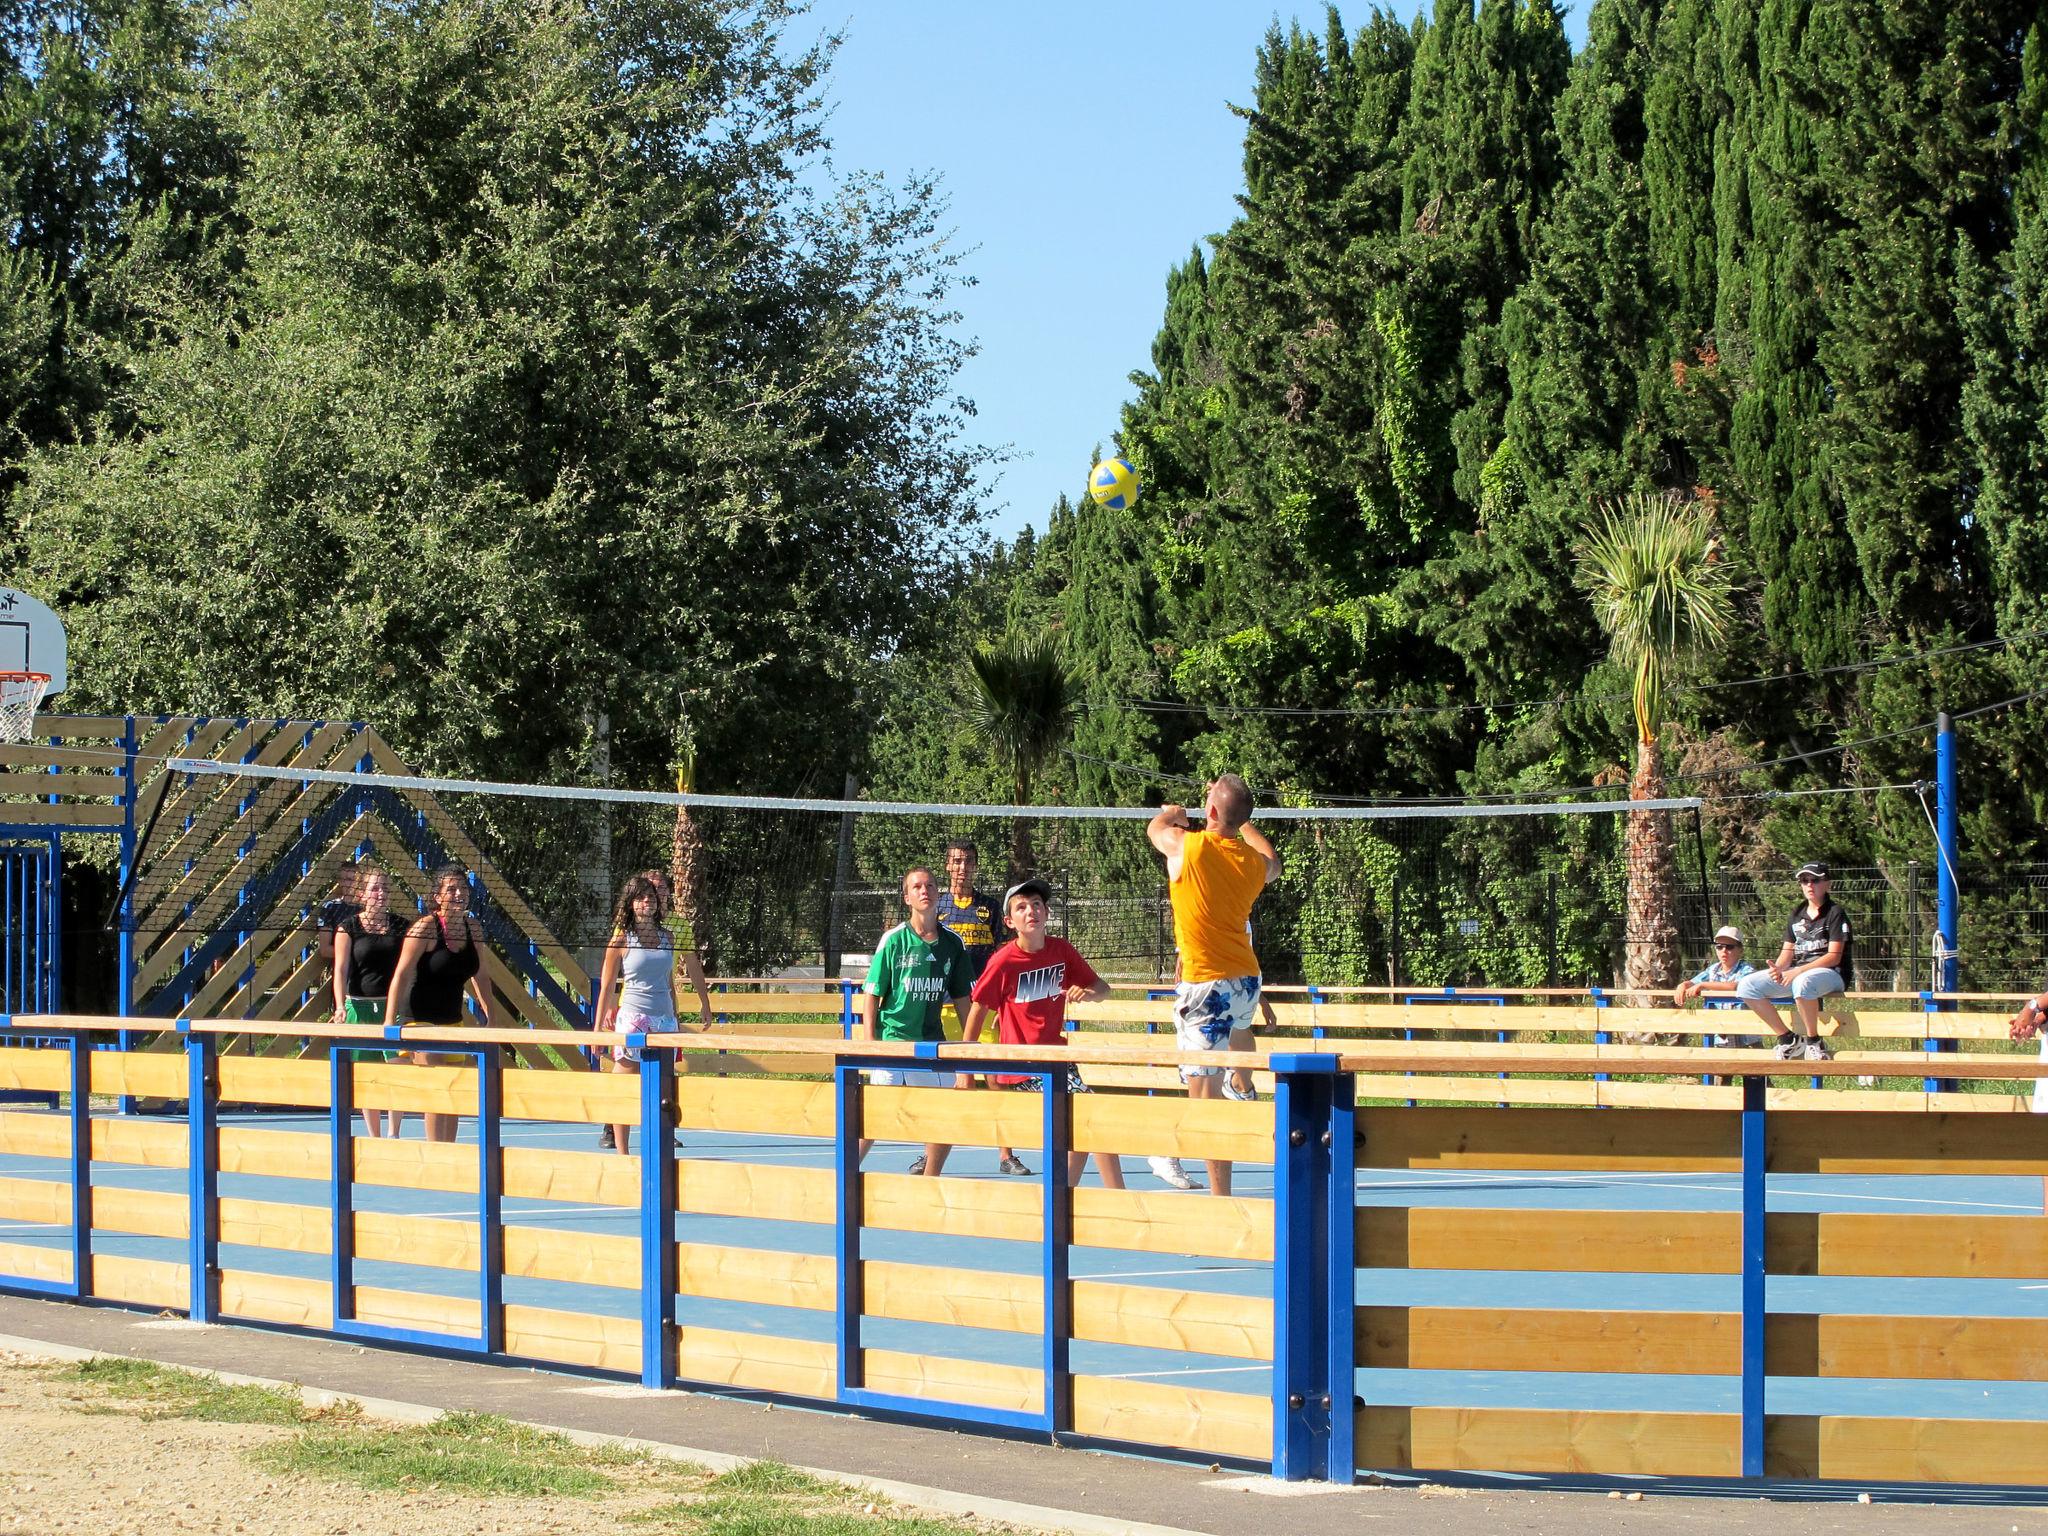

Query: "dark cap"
<box><xmin>1795</xmin><ymin>861</ymin><xmax>1830</xmax><ymax>881</ymax></box>
<box><xmin>1004</xmin><ymin>878</ymin><xmax>1053</xmax><ymax>909</ymax></box>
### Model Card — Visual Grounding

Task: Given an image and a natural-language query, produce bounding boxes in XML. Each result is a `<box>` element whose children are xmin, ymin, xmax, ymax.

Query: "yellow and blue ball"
<box><xmin>1088</xmin><ymin>456</ymin><xmax>1141</xmax><ymax>511</ymax></box>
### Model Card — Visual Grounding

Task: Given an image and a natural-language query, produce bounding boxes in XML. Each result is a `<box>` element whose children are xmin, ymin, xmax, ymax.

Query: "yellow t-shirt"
<box><xmin>1168</xmin><ymin>829</ymin><xmax>1267</xmax><ymax>982</ymax></box>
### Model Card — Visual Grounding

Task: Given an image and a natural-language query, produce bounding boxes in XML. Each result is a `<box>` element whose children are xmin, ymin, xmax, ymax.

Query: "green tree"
<box><xmin>963</xmin><ymin>630</ymin><xmax>1079</xmax><ymax>879</ymax></box>
<box><xmin>1575</xmin><ymin>491</ymin><xmax>1734</xmax><ymax>1002</ymax></box>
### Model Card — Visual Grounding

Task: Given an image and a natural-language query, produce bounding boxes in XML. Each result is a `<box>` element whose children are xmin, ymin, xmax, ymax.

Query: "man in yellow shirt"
<box><xmin>1145</xmin><ymin>774</ymin><xmax>1279</xmax><ymax>1196</ymax></box>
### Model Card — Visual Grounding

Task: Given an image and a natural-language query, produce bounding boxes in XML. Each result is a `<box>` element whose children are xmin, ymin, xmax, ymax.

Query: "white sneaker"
<box><xmin>1801</xmin><ymin>1036</ymin><xmax>1832</xmax><ymax>1062</ymax></box>
<box><xmin>1772</xmin><ymin>1035</ymin><xmax>1804</xmax><ymax>1060</ymax></box>
<box><xmin>1222</xmin><ymin>1076</ymin><xmax>1258</xmax><ymax>1102</ymax></box>
<box><xmin>1148</xmin><ymin>1156</ymin><xmax>1196</xmax><ymax>1191</ymax></box>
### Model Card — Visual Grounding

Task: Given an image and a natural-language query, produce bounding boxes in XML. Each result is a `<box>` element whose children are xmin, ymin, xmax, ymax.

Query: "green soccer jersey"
<box><xmin>865</xmin><ymin>922</ymin><xmax>973</xmax><ymax>1042</ymax></box>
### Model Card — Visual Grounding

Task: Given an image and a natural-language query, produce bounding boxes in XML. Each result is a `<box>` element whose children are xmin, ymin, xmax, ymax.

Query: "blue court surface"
<box><xmin>5</xmin><ymin>1110</ymin><xmax>2048</xmax><ymax>1421</ymax></box>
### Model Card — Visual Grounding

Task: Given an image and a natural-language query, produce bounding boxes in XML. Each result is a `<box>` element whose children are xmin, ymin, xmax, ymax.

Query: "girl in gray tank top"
<box><xmin>595</xmin><ymin>873</ymin><xmax>682</xmax><ymax>1156</ymax></box>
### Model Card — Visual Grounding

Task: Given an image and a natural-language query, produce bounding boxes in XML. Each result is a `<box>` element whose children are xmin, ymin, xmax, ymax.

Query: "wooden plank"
<box><xmin>506</xmin><ymin>1224</ymin><xmax>636</xmax><ymax>1289</ymax></box>
<box><xmin>1358</xmin><ymin>1207</ymin><xmax>1738</xmax><ymax>1274</ymax></box>
<box><xmin>1357</xmin><ymin>1306</ymin><xmax>1739</xmax><ymax>1375</ymax></box>
<box><xmin>865</xmin><ymin>1349</ymin><xmax>1041</xmax><ymax>1414</ymax></box>
<box><xmin>864</xmin><ymin>1170</ymin><xmax>1039</xmax><ymax>1242</ymax></box>
<box><xmin>862</xmin><ymin>1084</ymin><xmax>1045</xmax><ymax>1152</ymax></box>
<box><xmin>1358</xmin><ymin>1106</ymin><xmax>1739</xmax><ymax>1172</ymax></box>
<box><xmin>1767</xmin><ymin>1212</ymin><xmax>2048</xmax><ymax>1279</ymax></box>
<box><xmin>0</xmin><ymin>1048</ymin><xmax>67</xmax><ymax>1093</ymax></box>
<box><xmin>0</xmin><ymin>1239</ymin><xmax>68</xmax><ymax>1285</ymax></box>
<box><xmin>219</xmin><ymin>1127</ymin><xmax>327</xmax><ymax>1183</ymax></box>
<box><xmin>0</xmin><ymin>801</ymin><xmax>123</xmax><ymax>826</ymax></box>
<box><xmin>220</xmin><ymin>1267</ymin><xmax>331</xmax><ymax>1328</ymax></box>
<box><xmin>697</xmin><ymin>1020</ymin><xmax>844</xmax><ymax>1038</ymax></box>
<box><xmin>357</xmin><ymin>1285</ymin><xmax>478</xmax><ymax>1335</ymax></box>
<box><xmin>1771</xmin><ymin>1112</ymin><xmax>2048</xmax><ymax>1174</ymax></box>
<box><xmin>676</xmin><ymin>1324</ymin><xmax>834</xmax><ymax>1397</ymax></box>
<box><xmin>1073</xmin><ymin>1186</ymin><xmax>1274</xmax><ymax>1262</ymax></box>
<box><xmin>676</xmin><ymin>1243</ymin><xmax>832</xmax><ymax>1311</ymax></box>
<box><xmin>679</xmin><ymin>1162</ymin><xmax>831</xmax><ymax>1224</ymax></box>
<box><xmin>677</xmin><ymin>1077</ymin><xmax>833</xmax><ymax>1138</ymax></box>
<box><xmin>1070</xmin><ymin>1094</ymin><xmax>1273</xmax><ymax>1164</ymax></box>
<box><xmin>92</xmin><ymin>1254</ymin><xmax>186</xmax><ymax>1309</ymax></box>
<box><xmin>219</xmin><ymin>1197</ymin><xmax>329</xmax><ymax>1255</ymax></box>
<box><xmin>218</xmin><ymin>1056</ymin><xmax>331</xmax><ymax>1109</ymax></box>
<box><xmin>0</xmin><ymin>771</ymin><xmax>126</xmax><ymax>798</ymax></box>
<box><xmin>505</xmin><ymin>1303</ymin><xmax>638</xmax><ymax>1373</ymax></box>
<box><xmin>1765</xmin><ymin>1414</ymin><xmax>2048</xmax><ymax>1484</ymax></box>
<box><xmin>501</xmin><ymin>1067</ymin><xmax>637</xmax><ymax>1126</ymax></box>
<box><xmin>0</xmin><ymin>1111</ymin><xmax>68</xmax><ymax>1160</ymax></box>
<box><xmin>88</xmin><ymin>1051</ymin><xmax>188</xmax><ymax>1100</ymax></box>
<box><xmin>1072</xmin><ymin>1376</ymin><xmax>1270</xmax><ymax>1461</ymax></box>
<box><xmin>1766</xmin><ymin>1314</ymin><xmax>2048</xmax><ymax>1381</ymax></box>
<box><xmin>503</xmin><ymin>1146</ymin><xmax>637</xmax><ymax>1208</ymax></box>
<box><xmin>0</xmin><ymin>743</ymin><xmax>129</xmax><ymax>771</ymax></box>
<box><xmin>867</xmin><ymin>1261</ymin><xmax>1037</xmax><ymax>1335</ymax></box>
<box><xmin>1358</xmin><ymin>1405</ymin><xmax>1739</xmax><ymax>1477</ymax></box>
<box><xmin>92</xmin><ymin>1117</ymin><xmax>187</xmax><ymax>1168</ymax></box>
<box><xmin>1073</xmin><ymin>1281</ymin><xmax>1271</xmax><ymax>1360</ymax></box>
<box><xmin>30</xmin><ymin>715</ymin><xmax>138</xmax><ymax>740</ymax></box>
<box><xmin>0</xmin><ymin>1175</ymin><xmax>66</xmax><ymax>1224</ymax></box>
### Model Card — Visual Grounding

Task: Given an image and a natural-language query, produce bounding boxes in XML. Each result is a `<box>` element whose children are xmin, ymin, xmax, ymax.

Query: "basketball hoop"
<box><xmin>0</xmin><ymin>671</ymin><xmax>50</xmax><ymax>743</ymax></box>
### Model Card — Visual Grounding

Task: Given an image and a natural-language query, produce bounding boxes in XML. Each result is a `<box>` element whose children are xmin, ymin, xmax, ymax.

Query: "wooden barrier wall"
<box><xmin>2</xmin><ymin>1017</ymin><xmax>2047</xmax><ymax>1488</ymax></box>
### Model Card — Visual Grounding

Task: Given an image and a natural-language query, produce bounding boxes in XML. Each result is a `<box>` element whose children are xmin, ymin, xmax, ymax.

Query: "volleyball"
<box><xmin>1088</xmin><ymin>456</ymin><xmax>1141</xmax><ymax>511</ymax></box>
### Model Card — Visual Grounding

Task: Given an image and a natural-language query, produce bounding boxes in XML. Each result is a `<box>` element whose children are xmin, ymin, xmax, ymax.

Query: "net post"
<box><xmin>637</xmin><ymin>1039</ymin><xmax>675</xmax><ymax>1388</ymax></box>
<box><xmin>66</xmin><ymin>1033</ymin><xmax>92</xmax><ymax>1300</ymax></box>
<box><xmin>1270</xmin><ymin>1052</ymin><xmax>1350</xmax><ymax>1481</ymax></box>
<box><xmin>329</xmin><ymin>1040</ymin><xmax>357</xmax><ymax>1327</ymax></box>
<box><xmin>183</xmin><ymin>1023</ymin><xmax>217</xmax><ymax>1324</ymax></box>
<box><xmin>1739</xmin><ymin>1071</ymin><xmax>1767</xmax><ymax>1479</ymax></box>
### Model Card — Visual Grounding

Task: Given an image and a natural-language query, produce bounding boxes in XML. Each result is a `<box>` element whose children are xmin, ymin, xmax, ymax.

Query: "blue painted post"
<box><xmin>117</xmin><ymin>716</ymin><xmax>137</xmax><ymax>1022</ymax></box>
<box><xmin>67</xmin><ymin>1036</ymin><xmax>92</xmax><ymax>1299</ymax></box>
<box><xmin>1270</xmin><ymin>1054</ymin><xmax>1351</xmax><ymax>1481</ymax></box>
<box><xmin>185</xmin><ymin>1026</ymin><xmax>217</xmax><ymax>1323</ymax></box>
<box><xmin>476</xmin><ymin>1045</ymin><xmax>504</xmax><ymax>1355</ymax></box>
<box><xmin>638</xmin><ymin>1039</ymin><xmax>676</xmax><ymax>1388</ymax></box>
<box><xmin>1041</xmin><ymin>1068</ymin><xmax>1072</xmax><ymax>1437</ymax></box>
<box><xmin>329</xmin><ymin>1043</ymin><xmax>357</xmax><ymax>1326</ymax></box>
<box><xmin>1591</xmin><ymin>986</ymin><xmax>1611</xmax><ymax>1088</ymax></box>
<box><xmin>1739</xmin><ymin>1071</ymin><xmax>1767</xmax><ymax>1479</ymax></box>
<box><xmin>833</xmin><ymin>1065</ymin><xmax>864</xmax><ymax>1398</ymax></box>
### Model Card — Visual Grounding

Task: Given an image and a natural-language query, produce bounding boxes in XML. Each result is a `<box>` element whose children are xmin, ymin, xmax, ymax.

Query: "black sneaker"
<box><xmin>998</xmin><ymin>1155</ymin><xmax>1033</xmax><ymax>1176</ymax></box>
<box><xmin>597</xmin><ymin>1125</ymin><xmax>615</xmax><ymax>1150</ymax></box>
<box><xmin>907</xmin><ymin>1155</ymin><xmax>927</xmax><ymax>1175</ymax></box>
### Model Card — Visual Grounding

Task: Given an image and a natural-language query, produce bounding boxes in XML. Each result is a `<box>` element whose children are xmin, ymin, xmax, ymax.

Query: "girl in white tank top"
<box><xmin>595</xmin><ymin>874</ymin><xmax>681</xmax><ymax>1156</ymax></box>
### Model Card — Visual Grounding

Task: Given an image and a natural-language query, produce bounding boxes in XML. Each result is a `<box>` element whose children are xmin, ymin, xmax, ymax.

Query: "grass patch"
<box><xmin>251</xmin><ymin>1410</ymin><xmax>653</xmax><ymax>1498</ymax></box>
<box><xmin>632</xmin><ymin>1461</ymin><xmax>996</xmax><ymax>1535</ymax></box>
<box><xmin>59</xmin><ymin>1356</ymin><xmax>336</xmax><ymax>1426</ymax></box>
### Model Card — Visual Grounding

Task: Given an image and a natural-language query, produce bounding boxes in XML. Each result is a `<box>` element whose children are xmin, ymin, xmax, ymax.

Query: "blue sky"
<box><xmin>817</xmin><ymin>3</ymin><xmax>1591</xmax><ymax>544</ymax></box>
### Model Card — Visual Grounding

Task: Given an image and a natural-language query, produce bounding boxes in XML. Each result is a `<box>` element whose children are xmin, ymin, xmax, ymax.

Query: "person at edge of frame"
<box><xmin>315</xmin><ymin>862</ymin><xmax>362</xmax><ymax>985</ymax></box>
<box><xmin>593</xmin><ymin>872</ymin><xmax>700</xmax><ymax>1159</ymax></box>
<box><xmin>330</xmin><ymin>862</ymin><xmax>408</xmax><ymax>1138</ymax></box>
<box><xmin>1734</xmin><ymin>861</ymin><xmax>1852</xmax><ymax>1063</ymax></box>
<box><xmin>598</xmin><ymin>866</ymin><xmax>716</xmax><ymax>1151</ymax></box>
<box><xmin>2009</xmin><ymin>982</ymin><xmax>2048</xmax><ymax>1214</ymax></box>
<box><xmin>857</xmin><ymin>866</ymin><xmax>973</xmax><ymax>1175</ymax></box>
<box><xmin>385</xmin><ymin>863</ymin><xmax>492</xmax><ymax>1143</ymax></box>
<box><xmin>959</xmin><ymin>876</ymin><xmax>1124</xmax><ymax>1186</ymax></box>
<box><xmin>1143</xmin><ymin>774</ymin><xmax>1280</xmax><ymax>1196</ymax></box>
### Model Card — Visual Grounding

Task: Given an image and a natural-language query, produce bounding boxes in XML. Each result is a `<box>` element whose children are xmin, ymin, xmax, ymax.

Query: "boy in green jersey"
<box><xmin>860</xmin><ymin>866</ymin><xmax>974</xmax><ymax>1174</ymax></box>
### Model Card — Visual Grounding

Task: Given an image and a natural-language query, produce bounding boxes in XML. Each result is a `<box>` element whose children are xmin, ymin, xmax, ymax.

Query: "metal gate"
<box><xmin>0</xmin><ymin>835</ymin><xmax>60</xmax><ymax>1015</ymax></box>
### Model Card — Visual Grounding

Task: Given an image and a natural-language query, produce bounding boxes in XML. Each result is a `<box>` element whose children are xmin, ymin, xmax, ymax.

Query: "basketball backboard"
<box><xmin>0</xmin><ymin>588</ymin><xmax>66</xmax><ymax>696</ymax></box>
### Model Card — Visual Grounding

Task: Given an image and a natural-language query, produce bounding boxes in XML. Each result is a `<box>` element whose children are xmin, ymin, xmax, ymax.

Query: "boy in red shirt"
<box><xmin>962</xmin><ymin>878</ymin><xmax>1125</xmax><ymax>1189</ymax></box>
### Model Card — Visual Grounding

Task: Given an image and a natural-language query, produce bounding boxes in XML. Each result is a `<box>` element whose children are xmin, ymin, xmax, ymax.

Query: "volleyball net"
<box><xmin>119</xmin><ymin>755</ymin><xmax>1753</xmax><ymax>989</ymax></box>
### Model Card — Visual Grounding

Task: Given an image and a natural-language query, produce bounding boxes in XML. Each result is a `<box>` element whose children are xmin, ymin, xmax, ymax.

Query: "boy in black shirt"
<box><xmin>1735</xmin><ymin>861</ymin><xmax>1853</xmax><ymax>1061</ymax></box>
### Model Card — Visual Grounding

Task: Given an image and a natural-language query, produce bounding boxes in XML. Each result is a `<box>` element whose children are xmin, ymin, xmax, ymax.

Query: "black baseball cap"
<box><xmin>1795</xmin><ymin>861</ymin><xmax>1830</xmax><ymax>880</ymax></box>
<box><xmin>1004</xmin><ymin>878</ymin><xmax>1053</xmax><ymax>909</ymax></box>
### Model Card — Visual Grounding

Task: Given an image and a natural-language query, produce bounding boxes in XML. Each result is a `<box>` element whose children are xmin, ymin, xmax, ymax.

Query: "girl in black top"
<box><xmin>331</xmin><ymin>865</ymin><xmax>408</xmax><ymax>1138</ymax></box>
<box><xmin>386</xmin><ymin>864</ymin><xmax>492</xmax><ymax>1143</ymax></box>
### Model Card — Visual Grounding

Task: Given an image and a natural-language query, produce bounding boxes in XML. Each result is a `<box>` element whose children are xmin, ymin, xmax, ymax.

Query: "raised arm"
<box><xmin>1238</xmin><ymin>820</ymin><xmax>1282</xmax><ymax>882</ymax></box>
<box><xmin>1147</xmin><ymin>803</ymin><xmax>1191</xmax><ymax>859</ymax></box>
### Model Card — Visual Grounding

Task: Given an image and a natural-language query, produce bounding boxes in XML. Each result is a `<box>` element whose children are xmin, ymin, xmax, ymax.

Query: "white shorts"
<box><xmin>610</xmin><ymin>1011</ymin><xmax>676</xmax><ymax>1063</ymax></box>
<box><xmin>862</xmin><ymin>1066</ymin><xmax>957</xmax><ymax>1089</ymax></box>
<box><xmin>1174</xmin><ymin>976</ymin><xmax>1260</xmax><ymax>1081</ymax></box>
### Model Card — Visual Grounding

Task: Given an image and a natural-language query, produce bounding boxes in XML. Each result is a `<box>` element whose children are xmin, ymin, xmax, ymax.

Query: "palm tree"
<box><xmin>964</xmin><ymin>632</ymin><xmax>1079</xmax><ymax>880</ymax></box>
<box><xmin>1575</xmin><ymin>491</ymin><xmax>1735</xmax><ymax>1009</ymax></box>
<box><xmin>669</xmin><ymin>739</ymin><xmax>708</xmax><ymax>969</ymax></box>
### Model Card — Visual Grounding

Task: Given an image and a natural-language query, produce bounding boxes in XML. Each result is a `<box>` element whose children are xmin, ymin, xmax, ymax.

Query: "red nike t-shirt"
<box><xmin>970</xmin><ymin>937</ymin><xmax>1100</xmax><ymax>1085</ymax></box>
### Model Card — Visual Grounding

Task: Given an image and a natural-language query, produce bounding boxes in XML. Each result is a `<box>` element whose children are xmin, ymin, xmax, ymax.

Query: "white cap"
<box><xmin>1713</xmin><ymin>925</ymin><xmax>1745</xmax><ymax>944</ymax></box>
